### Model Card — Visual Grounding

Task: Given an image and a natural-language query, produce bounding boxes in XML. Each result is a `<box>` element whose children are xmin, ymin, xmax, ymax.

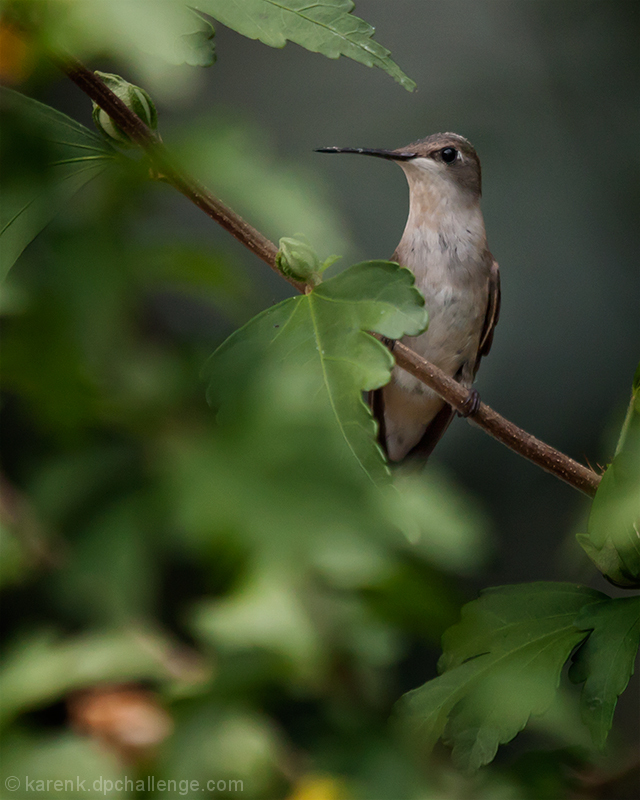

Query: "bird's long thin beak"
<box><xmin>315</xmin><ymin>147</ymin><xmax>417</xmax><ymax>161</ymax></box>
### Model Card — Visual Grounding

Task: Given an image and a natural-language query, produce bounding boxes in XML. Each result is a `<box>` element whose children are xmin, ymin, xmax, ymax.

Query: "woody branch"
<box><xmin>56</xmin><ymin>55</ymin><xmax>601</xmax><ymax>499</ymax></box>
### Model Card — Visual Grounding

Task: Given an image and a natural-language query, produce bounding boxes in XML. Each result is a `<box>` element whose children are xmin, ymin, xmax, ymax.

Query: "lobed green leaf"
<box><xmin>193</xmin><ymin>0</ymin><xmax>416</xmax><ymax>91</ymax></box>
<box><xmin>204</xmin><ymin>260</ymin><xmax>427</xmax><ymax>484</ymax></box>
<box><xmin>400</xmin><ymin>583</ymin><xmax>606</xmax><ymax>771</ymax></box>
<box><xmin>569</xmin><ymin>596</ymin><xmax>640</xmax><ymax>748</ymax></box>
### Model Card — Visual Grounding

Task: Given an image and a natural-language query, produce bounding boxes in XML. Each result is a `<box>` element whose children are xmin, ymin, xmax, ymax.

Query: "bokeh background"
<box><xmin>191</xmin><ymin>0</ymin><xmax>639</xmax><ymax>586</ymax></box>
<box><xmin>1</xmin><ymin>1</ymin><xmax>638</xmax><ymax>798</ymax></box>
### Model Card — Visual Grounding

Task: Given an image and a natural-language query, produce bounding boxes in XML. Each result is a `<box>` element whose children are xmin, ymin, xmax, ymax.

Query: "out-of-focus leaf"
<box><xmin>42</xmin><ymin>1</ymin><xmax>217</xmax><ymax>95</ymax></box>
<box><xmin>160</xmin><ymin>705</ymin><xmax>284</xmax><ymax>796</ymax></box>
<box><xmin>0</xmin><ymin>522</ymin><xmax>32</xmax><ymax>587</ymax></box>
<box><xmin>577</xmin><ymin>362</ymin><xmax>640</xmax><ymax>587</ymax></box>
<box><xmin>163</xmin><ymin>363</ymin><xmax>392</xmax><ymax>556</ymax></box>
<box><xmin>192</xmin><ymin>567</ymin><xmax>325</xmax><ymax>681</ymax></box>
<box><xmin>0</xmin><ymin>89</ymin><xmax>115</xmax><ymax>281</ymax></box>
<box><xmin>50</xmin><ymin>496</ymin><xmax>156</xmax><ymax>625</ymax></box>
<box><xmin>363</xmin><ymin>562</ymin><xmax>462</xmax><ymax>641</ymax></box>
<box><xmin>0</xmin><ymin>731</ymin><xmax>125</xmax><ymax>799</ymax></box>
<box><xmin>569</xmin><ymin>596</ymin><xmax>640</xmax><ymax>748</ymax></box>
<box><xmin>138</xmin><ymin>243</ymin><xmax>250</xmax><ymax>318</ymax></box>
<box><xmin>0</xmin><ymin>629</ymin><xmax>182</xmax><ymax>726</ymax></box>
<box><xmin>204</xmin><ymin>261</ymin><xmax>427</xmax><ymax>483</ymax></box>
<box><xmin>193</xmin><ymin>0</ymin><xmax>416</xmax><ymax>91</ymax></box>
<box><xmin>177</xmin><ymin>15</ymin><xmax>216</xmax><ymax>67</ymax></box>
<box><xmin>0</xmin><ymin>292</ymin><xmax>101</xmax><ymax>433</ymax></box>
<box><xmin>399</xmin><ymin>583</ymin><xmax>605</xmax><ymax>771</ymax></box>
<box><xmin>26</xmin><ymin>446</ymin><xmax>138</xmax><ymax>530</ymax></box>
<box><xmin>192</xmin><ymin>564</ymin><xmax>400</xmax><ymax>684</ymax></box>
<box><xmin>504</xmin><ymin>750</ymin><xmax>590</xmax><ymax>800</ymax></box>
<box><xmin>386</xmin><ymin>467</ymin><xmax>489</xmax><ymax>573</ymax></box>
<box><xmin>174</xmin><ymin>118</ymin><xmax>352</xmax><ymax>258</ymax></box>
<box><xmin>160</xmin><ymin>353</ymin><xmax>480</xmax><ymax>682</ymax></box>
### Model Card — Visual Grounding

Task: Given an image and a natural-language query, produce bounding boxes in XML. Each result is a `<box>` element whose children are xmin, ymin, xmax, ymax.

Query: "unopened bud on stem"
<box><xmin>276</xmin><ymin>235</ymin><xmax>340</xmax><ymax>287</ymax></box>
<box><xmin>92</xmin><ymin>72</ymin><xmax>157</xmax><ymax>146</ymax></box>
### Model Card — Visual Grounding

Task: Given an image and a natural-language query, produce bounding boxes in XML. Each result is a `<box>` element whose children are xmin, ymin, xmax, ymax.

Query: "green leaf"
<box><xmin>160</xmin><ymin>347</ymin><xmax>485</xmax><ymax>680</ymax></box>
<box><xmin>0</xmin><ymin>628</ymin><xmax>188</xmax><ymax>726</ymax></box>
<box><xmin>158</xmin><ymin>384</ymin><xmax>402</xmax><ymax>683</ymax></box>
<box><xmin>1</xmin><ymin>731</ymin><xmax>127</xmax><ymax>798</ymax></box>
<box><xmin>192</xmin><ymin>0</ymin><xmax>416</xmax><ymax>91</ymax></box>
<box><xmin>43</xmin><ymin>1</ymin><xmax>217</xmax><ymax>96</ymax></box>
<box><xmin>385</xmin><ymin>466</ymin><xmax>489</xmax><ymax>574</ymax></box>
<box><xmin>569</xmin><ymin>596</ymin><xmax>640</xmax><ymax>748</ymax></box>
<box><xmin>614</xmin><ymin>359</ymin><xmax>640</xmax><ymax>458</ymax></box>
<box><xmin>0</xmin><ymin>89</ymin><xmax>115</xmax><ymax>281</ymax></box>
<box><xmin>577</xmin><ymin>361</ymin><xmax>640</xmax><ymax>587</ymax></box>
<box><xmin>50</xmin><ymin>497</ymin><xmax>157</xmax><ymax>626</ymax></box>
<box><xmin>174</xmin><ymin>117</ymin><xmax>352</xmax><ymax>258</ymax></box>
<box><xmin>178</xmin><ymin>15</ymin><xmax>217</xmax><ymax>66</ymax></box>
<box><xmin>399</xmin><ymin>583</ymin><xmax>605</xmax><ymax>771</ymax></box>
<box><xmin>203</xmin><ymin>261</ymin><xmax>428</xmax><ymax>483</ymax></box>
<box><xmin>0</xmin><ymin>522</ymin><xmax>32</xmax><ymax>589</ymax></box>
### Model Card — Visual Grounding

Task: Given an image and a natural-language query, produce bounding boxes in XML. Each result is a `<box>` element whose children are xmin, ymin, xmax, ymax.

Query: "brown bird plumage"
<box><xmin>318</xmin><ymin>133</ymin><xmax>500</xmax><ymax>460</ymax></box>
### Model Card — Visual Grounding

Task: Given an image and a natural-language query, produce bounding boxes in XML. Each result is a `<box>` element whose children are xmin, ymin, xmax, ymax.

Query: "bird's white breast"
<box><xmin>393</xmin><ymin>189</ymin><xmax>490</xmax><ymax>392</ymax></box>
<box><xmin>382</xmin><ymin>153</ymin><xmax>492</xmax><ymax>460</ymax></box>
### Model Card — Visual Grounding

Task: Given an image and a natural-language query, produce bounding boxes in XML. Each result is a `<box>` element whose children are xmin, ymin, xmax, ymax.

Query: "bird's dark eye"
<box><xmin>441</xmin><ymin>147</ymin><xmax>458</xmax><ymax>164</ymax></box>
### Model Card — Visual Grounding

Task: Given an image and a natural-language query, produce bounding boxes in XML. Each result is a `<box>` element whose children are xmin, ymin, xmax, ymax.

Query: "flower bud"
<box><xmin>92</xmin><ymin>72</ymin><xmax>157</xmax><ymax>146</ymax></box>
<box><xmin>276</xmin><ymin>235</ymin><xmax>322</xmax><ymax>286</ymax></box>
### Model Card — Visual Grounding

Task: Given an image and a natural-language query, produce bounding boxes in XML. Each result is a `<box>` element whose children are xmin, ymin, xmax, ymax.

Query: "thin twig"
<box><xmin>54</xmin><ymin>55</ymin><xmax>602</xmax><ymax>499</ymax></box>
<box><xmin>53</xmin><ymin>53</ymin><xmax>304</xmax><ymax>293</ymax></box>
<box><xmin>392</xmin><ymin>342</ymin><xmax>600</xmax><ymax>497</ymax></box>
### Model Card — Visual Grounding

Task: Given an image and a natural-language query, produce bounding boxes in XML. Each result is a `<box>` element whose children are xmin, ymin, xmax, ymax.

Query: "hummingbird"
<box><xmin>317</xmin><ymin>133</ymin><xmax>500</xmax><ymax>461</ymax></box>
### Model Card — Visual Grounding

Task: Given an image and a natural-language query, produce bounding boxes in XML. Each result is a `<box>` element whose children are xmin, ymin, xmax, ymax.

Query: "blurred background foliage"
<box><xmin>0</xmin><ymin>1</ymin><xmax>638</xmax><ymax>798</ymax></box>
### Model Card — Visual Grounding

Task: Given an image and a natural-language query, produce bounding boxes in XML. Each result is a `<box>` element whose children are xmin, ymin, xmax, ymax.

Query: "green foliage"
<box><xmin>0</xmin><ymin>88</ymin><xmax>115</xmax><ymax>280</ymax></box>
<box><xmin>0</xmin><ymin>629</ymin><xmax>187</xmax><ymax>727</ymax></box>
<box><xmin>192</xmin><ymin>0</ymin><xmax>416</xmax><ymax>91</ymax></box>
<box><xmin>204</xmin><ymin>260</ymin><xmax>428</xmax><ymax>483</ymax></box>
<box><xmin>27</xmin><ymin>0</ymin><xmax>217</xmax><ymax>93</ymax></box>
<box><xmin>23</xmin><ymin>0</ymin><xmax>413</xmax><ymax>96</ymax></box>
<box><xmin>161</xmin><ymin>348</ymin><xmax>487</xmax><ymax>687</ymax></box>
<box><xmin>2</xmin><ymin>731</ymin><xmax>125</xmax><ymax>799</ymax></box>
<box><xmin>577</xmin><ymin>362</ymin><xmax>640</xmax><ymax>587</ymax></box>
<box><xmin>400</xmin><ymin>584</ymin><xmax>605</xmax><ymax>770</ymax></box>
<box><xmin>173</xmin><ymin>117</ymin><xmax>351</xmax><ymax>257</ymax></box>
<box><xmin>569</xmin><ymin>596</ymin><xmax>640</xmax><ymax>748</ymax></box>
<box><xmin>0</xmin><ymin>70</ymin><xmax>485</xmax><ymax>798</ymax></box>
<box><xmin>1</xmin><ymin>4</ymin><xmax>636</xmax><ymax>797</ymax></box>
<box><xmin>179</xmin><ymin>16</ymin><xmax>217</xmax><ymax>67</ymax></box>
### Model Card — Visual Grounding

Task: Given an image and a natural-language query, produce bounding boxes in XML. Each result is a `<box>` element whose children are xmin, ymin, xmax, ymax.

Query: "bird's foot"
<box><xmin>381</xmin><ymin>336</ymin><xmax>396</xmax><ymax>351</ymax></box>
<box><xmin>458</xmin><ymin>388</ymin><xmax>481</xmax><ymax>418</ymax></box>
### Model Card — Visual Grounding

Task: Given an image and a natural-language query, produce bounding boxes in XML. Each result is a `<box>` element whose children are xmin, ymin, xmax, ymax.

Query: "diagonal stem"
<box><xmin>54</xmin><ymin>54</ymin><xmax>601</xmax><ymax>499</ymax></box>
<box><xmin>391</xmin><ymin>342</ymin><xmax>600</xmax><ymax>497</ymax></box>
<box><xmin>53</xmin><ymin>52</ymin><xmax>305</xmax><ymax>293</ymax></box>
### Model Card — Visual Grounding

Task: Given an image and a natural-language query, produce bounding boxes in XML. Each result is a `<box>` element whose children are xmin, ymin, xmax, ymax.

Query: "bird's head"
<box><xmin>317</xmin><ymin>132</ymin><xmax>482</xmax><ymax>202</ymax></box>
